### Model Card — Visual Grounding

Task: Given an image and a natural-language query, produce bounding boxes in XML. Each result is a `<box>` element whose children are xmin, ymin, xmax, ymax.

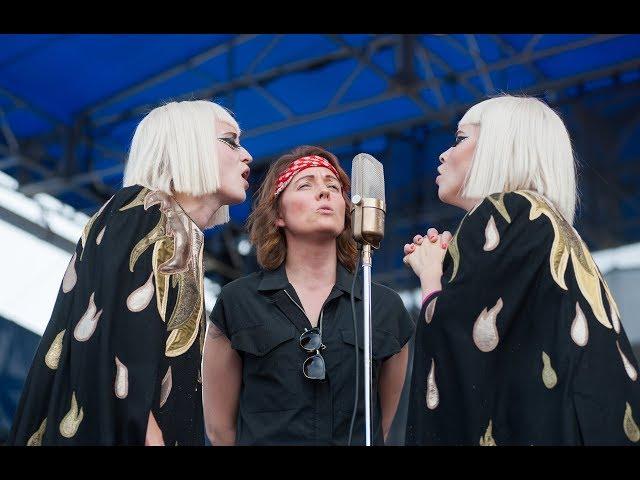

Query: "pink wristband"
<box><xmin>422</xmin><ymin>290</ymin><xmax>441</xmax><ymax>309</ymax></box>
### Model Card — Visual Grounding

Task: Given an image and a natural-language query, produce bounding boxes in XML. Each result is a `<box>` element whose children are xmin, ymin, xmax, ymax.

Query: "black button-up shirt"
<box><xmin>209</xmin><ymin>262</ymin><xmax>415</xmax><ymax>445</ymax></box>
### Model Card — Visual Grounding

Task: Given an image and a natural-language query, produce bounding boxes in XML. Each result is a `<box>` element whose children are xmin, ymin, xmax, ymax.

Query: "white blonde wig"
<box><xmin>459</xmin><ymin>95</ymin><xmax>577</xmax><ymax>224</ymax></box>
<box><xmin>124</xmin><ymin>99</ymin><xmax>240</xmax><ymax>226</ymax></box>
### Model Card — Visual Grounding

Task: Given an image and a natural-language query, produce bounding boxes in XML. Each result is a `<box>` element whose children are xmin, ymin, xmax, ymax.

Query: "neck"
<box><xmin>460</xmin><ymin>197</ymin><xmax>482</xmax><ymax>212</ymax></box>
<box><xmin>450</xmin><ymin>191</ymin><xmax>482</xmax><ymax>212</ymax></box>
<box><xmin>172</xmin><ymin>191</ymin><xmax>223</xmax><ymax>231</ymax></box>
<box><xmin>284</xmin><ymin>234</ymin><xmax>337</xmax><ymax>289</ymax></box>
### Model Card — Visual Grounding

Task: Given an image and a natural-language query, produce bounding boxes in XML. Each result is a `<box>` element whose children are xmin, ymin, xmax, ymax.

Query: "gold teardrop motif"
<box><xmin>59</xmin><ymin>392</ymin><xmax>84</xmax><ymax>439</ymax></box>
<box><xmin>479</xmin><ymin>420</ymin><xmax>497</xmax><ymax>446</ymax></box>
<box><xmin>426</xmin><ymin>359</ymin><xmax>439</xmax><ymax>410</ymax></box>
<box><xmin>96</xmin><ymin>226</ymin><xmax>105</xmax><ymax>245</ymax></box>
<box><xmin>62</xmin><ymin>253</ymin><xmax>77</xmax><ymax>293</ymax></box>
<box><xmin>27</xmin><ymin>418</ymin><xmax>47</xmax><ymax>446</ymax></box>
<box><xmin>80</xmin><ymin>197</ymin><xmax>112</xmax><ymax>260</ymax></box>
<box><xmin>473</xmin><ymin>298</ymin><xmax>503</xmax><ymax>352</ymax></box>
<box><xmin>114</xmin><ymin>356</ymin><xmax>129</xmax><ymax>399</ymax></box>
<box><xmin>160</xmin><ymin>366</ymin><xmax>173</xmax><ymax>408</ymax></box>
<box><xmin>73</xmin><ymin>292</ymin><xmax>103</xmax><ymax>342</ymax></box>
<box><xmin>570</xmin><ymin>302</ymin><xmax>589</xmax><ymax>347</ymax></box>
<box><xmin>624</xmin><ymin>402</ymin><xmax>640</xmax><ymax>443</ymax></box>
<box><xmin>616</xmin><ymin>341</ymin><xmax>638</xmax><ymax>382</ymax></box>
<box><xmin>541</xmin><ymin>351</ymin><xmax>558</xmax><ymax>389</ymax></box>
<box><xmin>45</xmin><ymin>330</ymin><xmax>65</xmax><ymax>370</ymax></box>
<box><xmin>483</xmin><ymin>215</ymin><xmax>500</xmax><ymax>251</ymax></box>
<box><xmin>611</xmin><ymin>304</ymin><xmax>621</xmax><ymax>334</ymax></box>
<box><xmin>126</xmin><ymin>272</ymin><xmax>155</xmax><ymax>312</ymax></box>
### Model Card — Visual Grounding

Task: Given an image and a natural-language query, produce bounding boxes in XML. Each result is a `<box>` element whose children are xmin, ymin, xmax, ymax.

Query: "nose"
<box><xmin>317</xmin><ymin>185</ymin><xmax>330</xmax><ymax>200</ymax></box>
<box><xmin>439</xmin><ymin>147</ymin><xmax>450</xmax><ymax>164</ymax></box>
<box><xmin>241</xmin><ymin>147</ymin><xmax>253</xmax><ymax>164</ymax></box>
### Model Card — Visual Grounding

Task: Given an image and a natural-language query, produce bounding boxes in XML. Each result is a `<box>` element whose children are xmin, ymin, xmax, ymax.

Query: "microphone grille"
<box><xmin>351</xmin><ymin>153</ymin><xmax>385</xmax><ymax>202</ymax></box>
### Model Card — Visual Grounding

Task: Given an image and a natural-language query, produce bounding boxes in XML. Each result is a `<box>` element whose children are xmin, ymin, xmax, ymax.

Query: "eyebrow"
<box><xmin>295</xmin><ymin>173</ymin><xmax>340</xmax><ymax>184</ymax></box>
<box><xmin>219</xmin><ymin>122</ymin><xmax>240</xmax><ymax>138</ymax></box>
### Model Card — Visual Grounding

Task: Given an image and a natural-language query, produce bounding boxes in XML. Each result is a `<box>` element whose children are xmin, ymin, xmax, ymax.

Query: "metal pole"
<box><xmin>362</xmin><ymin>244</ymin><xmax>373</xmax><ymax>445</ymax></box>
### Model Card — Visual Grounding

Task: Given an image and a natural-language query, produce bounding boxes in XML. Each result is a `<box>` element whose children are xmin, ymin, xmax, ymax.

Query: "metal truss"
<box><xmin>1</xmin><ymin>33</ymin><xmax>639</xmax><ymax>283</ymax></box>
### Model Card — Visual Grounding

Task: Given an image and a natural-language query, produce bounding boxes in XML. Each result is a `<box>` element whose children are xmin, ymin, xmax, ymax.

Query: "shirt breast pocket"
<box><xmin>230</xmin><ymin>322</ymin><xmax>297</xmax><ymax>358</ymax></box>
<box><xmin>340</xmin><ymin>327</ymin><xmax>401</xmax><ymax>362</ymax></box>
<box><xmin>230</xmin><ymin>322</ymin><xmax>301</xmax><ymax>414</ymax></box>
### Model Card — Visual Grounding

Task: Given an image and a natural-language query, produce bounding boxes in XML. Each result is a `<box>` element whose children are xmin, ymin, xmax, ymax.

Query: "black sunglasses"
<box><xmin>299</xmin><ymin>328</ymin><xmax>326</xmax><ymax>380</ymax></box>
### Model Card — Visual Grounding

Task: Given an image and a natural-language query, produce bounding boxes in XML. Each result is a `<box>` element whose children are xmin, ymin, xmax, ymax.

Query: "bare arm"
<box><xmin>378</xmin><ymin>343</ymin><xmax>410</xmax><ymax>443</ymax></box>
<box><xmin>202</xmin><ymin>320</ymin><xmax>242</xmax><ymax>446</ymax></box>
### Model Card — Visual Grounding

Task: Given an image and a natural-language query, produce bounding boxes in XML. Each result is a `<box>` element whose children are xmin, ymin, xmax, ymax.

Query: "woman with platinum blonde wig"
<box><xmin>9</xmin><ymin>100</ymin><xmax>252</xmax><ymax>446</ymax></box>
<box><xmin>403</xmin><ymin>95</ymin><xmax>640</xmax><ymax>445</ymax></box>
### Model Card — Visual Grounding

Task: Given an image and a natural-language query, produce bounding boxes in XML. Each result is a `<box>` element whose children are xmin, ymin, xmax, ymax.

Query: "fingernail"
<box><xmin>441</xmin><ymin>243</ymin><xmax>448</xmax><ymax>249</ymax></box>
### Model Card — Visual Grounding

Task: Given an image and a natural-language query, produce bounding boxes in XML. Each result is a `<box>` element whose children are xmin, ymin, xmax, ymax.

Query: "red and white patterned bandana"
<box><xmin>274</xmin><ymin>155</ymin><xmax>341</xmax><ymax>197</ymax></box>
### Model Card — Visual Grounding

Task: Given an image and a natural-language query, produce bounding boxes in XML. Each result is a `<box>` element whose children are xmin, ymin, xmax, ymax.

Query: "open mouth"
<box><xmin>241</xmin><ymin>169</ymin><xmax>250</xmax><ymax>181</ymax></box>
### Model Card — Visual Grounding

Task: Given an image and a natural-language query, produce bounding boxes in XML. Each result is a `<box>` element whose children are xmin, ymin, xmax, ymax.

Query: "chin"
<box><xmin>224</xmin><ymin>189</ymin><xmax>247</xmax><ymax>206</ymax></box>
<box><xmin>437</xmin><ymin>188</ymin><xmax>460</xmax><ymax>208</ymax></box>
<box><xmin>234</xmin><ymin>190</ymin><xmax>247</xmax><ymax>204</ymax></box>
<box><xmin>317</xmin><ymin>217</ymin><xmax>343</xmax><ymax>230</ymax></box>
<box><xmin>309</xmin><ymin>225</ymin><xmax>343</xmax><ymax>239</ymax></box>
<box><xmin>437</xmin><ymin>186</ymin><xmax>448</xmax><ymax>203</ymax></box>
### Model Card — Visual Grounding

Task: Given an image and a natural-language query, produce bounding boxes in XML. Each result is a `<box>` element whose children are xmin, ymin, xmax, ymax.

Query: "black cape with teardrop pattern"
<box><xmin>406</xmin><ymin>191</ymin><xmax>640</xmax><ymax>446</ymax></box>
<box><xmin>8</xmin><ymin>185</ymin><xmax>205</xmax><ymax>445</ymax></box>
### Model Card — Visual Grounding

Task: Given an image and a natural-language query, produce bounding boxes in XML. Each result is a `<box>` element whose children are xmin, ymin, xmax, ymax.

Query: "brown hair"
<box><xmin>247</xmin><ymin>145</ymin><xmax>358</xmax><ymax>272</ymax></box>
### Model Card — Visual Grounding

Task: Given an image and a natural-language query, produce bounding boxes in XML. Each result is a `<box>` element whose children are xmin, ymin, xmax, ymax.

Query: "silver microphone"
<box><xmin>350</xmin><ymin>153</ymin><xmax>386</xmax><ymax>446</ymax></box>
<box><xmin>351</xmin><ymin>153</ymin><xmax>386</xmax><ymax>249</ymax></box>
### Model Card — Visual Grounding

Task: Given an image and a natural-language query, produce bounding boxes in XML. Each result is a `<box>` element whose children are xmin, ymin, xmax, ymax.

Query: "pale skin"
<box><xmin>173</xmin><ymin>120</ymin><xmax>253</xmax><ymax>231</ymax></box>
<box><xmin>202</xmin><ymin>165</ymin><xmax>409</xmax><ymax>444</ymax></box>
<box><xmin>145</xmin><ymin>118</ymin><xmax>251</xmax><ymax>446</ymax></box>
<box><xmin>201</xmin><ymin>322</ymin><xmax>242</xmax><ymax>445</ymax></box>
<box><xmin>403</xmin><ymin>124</ymin><xmax>481</xmax><ymax>298</ymax></box>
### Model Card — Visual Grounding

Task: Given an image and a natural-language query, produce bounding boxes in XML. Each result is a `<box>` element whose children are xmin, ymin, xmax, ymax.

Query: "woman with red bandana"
<box><xmin>202</xmin><ymin>145</ymin><xmax>415</xmax><ymax>445</ymax></box>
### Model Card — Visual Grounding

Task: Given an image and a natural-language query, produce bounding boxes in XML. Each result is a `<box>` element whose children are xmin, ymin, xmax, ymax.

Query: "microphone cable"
<box><xmin>347</xmin><ymin>244</ymin><xmax>362</xmax><ymax>446</ymax></box>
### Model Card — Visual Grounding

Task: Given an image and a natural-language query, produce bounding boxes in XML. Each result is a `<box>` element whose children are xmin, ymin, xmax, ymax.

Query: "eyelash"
<box><xmin>219</xmin><ymin>137</ymin><xmax>241</xmax><ymax>149</ymax></box>
<box><xmin>298</xmin><ymin>184</ymin><xmax>340</xmax><ymax>191</ymax></box>
<box><xmin>453</xmin><ymin>135</ymin><xmax>467</xmax><ymax>146</ymax></box>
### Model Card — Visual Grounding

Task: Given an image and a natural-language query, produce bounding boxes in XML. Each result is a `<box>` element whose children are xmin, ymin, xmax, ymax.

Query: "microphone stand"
<box><xmin>361</xmin><ymin>243</ymin><xmax>373</xmax><ymax>446</ymax></box>
<box><xmin>352</xmin><ymin>195</ymin><xmax>385</xmax><ymax>446</ymax></box>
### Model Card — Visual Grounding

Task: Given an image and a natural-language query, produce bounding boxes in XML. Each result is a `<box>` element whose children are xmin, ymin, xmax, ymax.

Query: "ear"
<box><xmin>275</xmin><ymin>204</ymin><xmax>286</xmax><ymax>228</ymax></box>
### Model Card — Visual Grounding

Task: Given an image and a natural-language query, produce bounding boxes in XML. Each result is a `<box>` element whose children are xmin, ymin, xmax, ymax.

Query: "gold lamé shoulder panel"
<box><xmin>121</xmin><ymin>188</ymin><xmax>205</xmax><ymax>358</ymax></box>
<box><xmin>515</xmin><ymin>190</ymin><xmax>618</xmax><ymax>329</ymax></box>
